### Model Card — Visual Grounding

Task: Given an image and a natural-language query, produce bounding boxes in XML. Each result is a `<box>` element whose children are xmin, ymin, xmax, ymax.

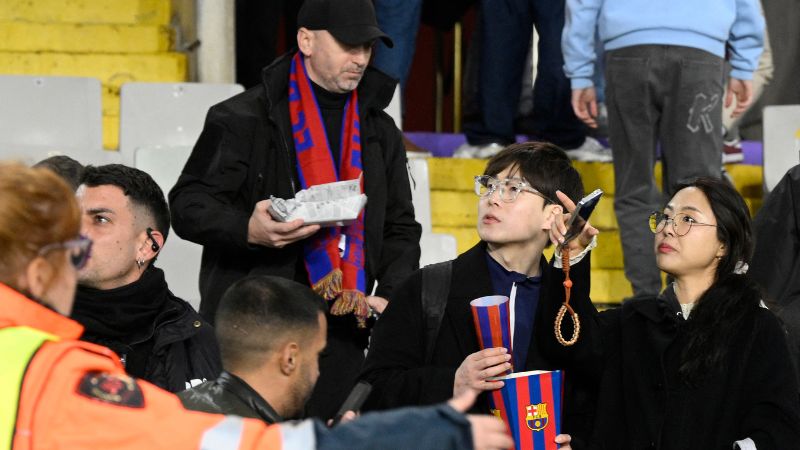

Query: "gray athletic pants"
<box><xmin>605</xmin><ymin>45</ymin><xmax>724</xmax><ymax>296</ymax></box>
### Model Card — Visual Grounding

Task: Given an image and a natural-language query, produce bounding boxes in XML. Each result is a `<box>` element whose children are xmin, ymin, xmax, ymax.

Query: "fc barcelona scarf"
<box><xmin>289</xmin><ymin>52</ymin><xmax>369</xmax><ymax>327</ymax></box>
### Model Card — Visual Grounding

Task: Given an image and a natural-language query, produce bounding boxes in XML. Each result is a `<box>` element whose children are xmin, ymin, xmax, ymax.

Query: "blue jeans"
<box><xmin>464</xmin><ymin>0</ymin><xmax>585</xmax><ymax>148</ymax></box>
<box><xmin>371</xmin><ymin>0</ymin><xmax>423</xmax><ymax>90</ymax></box>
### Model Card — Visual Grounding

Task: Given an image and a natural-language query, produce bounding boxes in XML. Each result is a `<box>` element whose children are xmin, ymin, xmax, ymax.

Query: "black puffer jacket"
<box><xmin>71</xmin><ymin>267</ymin><xmax>222</xmax><ymax>393</ymax></box>
<box><xmin>168</xmin><ymin>51</ymin><xmax>421</xmax><ymax>323</ymax></box>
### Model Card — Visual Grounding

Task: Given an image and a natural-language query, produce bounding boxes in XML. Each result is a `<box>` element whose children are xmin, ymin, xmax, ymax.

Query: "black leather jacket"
<box><xmin>178</xmin><ymin>371</ymin><xmax>282</xmax><ymax>424</ymax></box>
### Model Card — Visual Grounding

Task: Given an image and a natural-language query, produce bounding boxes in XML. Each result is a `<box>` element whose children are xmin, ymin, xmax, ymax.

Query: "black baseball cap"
<box><xmin>298</xmin><ymin>0</ymin><xmax>394</xmax><ymax>48</ymax></box>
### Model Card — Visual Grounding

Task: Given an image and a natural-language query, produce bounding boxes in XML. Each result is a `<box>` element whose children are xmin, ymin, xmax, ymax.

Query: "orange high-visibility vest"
<box><xmin>0</xmin><ymin>283</ymin><xmax>305</xmax><ymax>450</ymax></box>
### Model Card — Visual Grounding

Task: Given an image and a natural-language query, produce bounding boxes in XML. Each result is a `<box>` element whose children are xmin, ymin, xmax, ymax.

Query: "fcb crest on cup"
<box><xmin>525</xmin><ymin>403</ymin><xmax>549</xmax><ymax>431</ymax></box>
<box><xmin>487</xmin><ymin>370</ymin><xmax>562</xmax><ymax>449</ymax></box>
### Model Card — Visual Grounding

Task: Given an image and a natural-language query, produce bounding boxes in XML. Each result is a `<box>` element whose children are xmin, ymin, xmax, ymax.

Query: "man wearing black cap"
<box><xmin>169</xmin><ymin>0</ymin><xmax>421</xmax><ymax>420</ymax></box>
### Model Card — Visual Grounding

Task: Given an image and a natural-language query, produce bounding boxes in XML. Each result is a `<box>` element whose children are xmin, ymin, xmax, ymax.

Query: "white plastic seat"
<box><xmin>119</xmin><ymin>82</ymin><xmax>244</xmax><ymax>165</ymax></box>
<box><xmin>0</xmin><ymin>75</ymin><xmax>112</xmax><ymax>165</ymax></box>
<box><xmin>408</xmin><ymin>158</ymin><xmax>433</xmax><ymax>232</ymax></box>
<box><xmin>419</xmin><ymin>232</ymin><xmax>458</xmax><ymax>267</ymax></box>
<box><xmin>763</xmin><ymin>105</ymin><xmax>800</xmax><ymax>192</ymax></box>
<box><xmin>121</xmin><ymin>82</ymin><xmax>244</xmax><ymax>309</ymax></box>
<box><xmin>385</xmin><ymin>84</ymin><xmax>402</xmax><ymax>130</ymax></box>
<box><xmin>134</xmin><ymin>145</ymin><xmax>203</xmax><ymax>310</ymax></box>
<box><xmin>407</xmin><ymin>158</ymin><xmax>459</xmax><ymax>265</ymax></box>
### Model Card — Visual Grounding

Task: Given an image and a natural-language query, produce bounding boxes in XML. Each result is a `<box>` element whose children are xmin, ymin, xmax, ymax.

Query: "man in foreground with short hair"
<box><xmin>71</xmin><ymin>164</ymin><xmax>221</xmax><ymax>392</ymax></box>
<box><xmin>180</xmin><ymin>275</ymin><xmax>327</xmax><ymax>422</ymax></box>
<box><xmin>179</xmin><ymin>275</ymin><xmax>512</xmax><ymax>448</ymax></box>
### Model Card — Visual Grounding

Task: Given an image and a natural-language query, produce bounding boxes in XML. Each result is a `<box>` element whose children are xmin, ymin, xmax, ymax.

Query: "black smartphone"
<box><xmin>560</xmin><ymin>189</ymin><xmax>603</xmax><ymax>247</ymax></box>
<box><xmin>330</xmin><ymin>381</ymin><xmax>372</xmax><ymax>426</ymax></box>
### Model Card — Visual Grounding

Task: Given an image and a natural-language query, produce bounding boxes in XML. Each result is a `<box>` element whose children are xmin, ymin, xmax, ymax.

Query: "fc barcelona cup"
<box><xmin>469</xmin><ymin>295</ymin><xmax>513</xmax><ymax>373</ymax></box>
<box><xmin>487</xmin><ymin>370</ymin><xmax>563</xmax><ymax>450</ymax></box>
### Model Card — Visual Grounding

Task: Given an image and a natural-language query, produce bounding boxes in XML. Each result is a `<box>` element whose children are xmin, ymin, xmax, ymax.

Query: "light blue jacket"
<box><xmin>563</xmin><ymin>0</ymin><xmax>765</xmax><ymax>89</ymax></box>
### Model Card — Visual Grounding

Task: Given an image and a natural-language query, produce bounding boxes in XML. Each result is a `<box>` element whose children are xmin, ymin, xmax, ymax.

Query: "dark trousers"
<box><xmin>463</xmin><ymin>0</ymin><xmax>585</xmax><ymax>148</ymax></box>
<box><xmin>606</xmin><ymin>45</ymin><xmax>724</xmax><ymax>296</ymax></box>
<box><xmin>304</xmin><ymin>313</ymin><xmax>369</xmax><ymax>420</ymax></box>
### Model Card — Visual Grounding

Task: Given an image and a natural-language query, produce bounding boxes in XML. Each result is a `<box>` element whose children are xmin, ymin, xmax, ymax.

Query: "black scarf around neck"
<box><xmin>71</xmin><ymin>266</ymin><xmax>173</xmax><ymax>346</ymax></box>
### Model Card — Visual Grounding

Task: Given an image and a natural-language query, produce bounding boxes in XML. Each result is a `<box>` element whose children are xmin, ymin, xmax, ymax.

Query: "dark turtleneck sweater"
<box><xmin>70</xmin><ymin>266</ymin><xmax>222</xmax><ymax>392</ymax></box>
<box><xmin>310</xmin><ymin>79</ymin><xmax>349</xmax><ymax>167</ymax></box>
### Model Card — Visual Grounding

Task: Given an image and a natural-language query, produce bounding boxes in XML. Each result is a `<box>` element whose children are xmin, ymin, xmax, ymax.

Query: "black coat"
<box><xmin>168</xmin><ymin>51</ymin><xmax>421</xmax><ymax>323</ymax></box>
<box><xmin>537</xmin><ymin>267</ymin><xmax>800</xmax><ymax>449</ymax></box>
<box><xmin>361</xmin><ymin>242</ymin><xmax>596</xmax><ymax>446</ymax></box>
<box><xmin>178</xmin><ymin>371</ymin><xmax>282</xmax><ymax>423</ymax></box>
<box><xmin>750</xmin><ymin>164</ymin><xmax>800</xmax><ymax>387</ymax></box>
<box><xmin>72</xmin><ymin>268</ymin><xmax>222</xmax><ymax>393</ymax></box>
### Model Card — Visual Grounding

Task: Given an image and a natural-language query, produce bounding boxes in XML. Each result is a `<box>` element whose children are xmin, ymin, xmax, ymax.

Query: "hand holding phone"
<box><xmin>551</xmin><ymin>189</ymin><xmax>603</xmax><ymax>251</ymax></box>
<box><xmin>330</xmin><ymin>381</ymin><xmax>372</xmax><ymax>426</ymax></box>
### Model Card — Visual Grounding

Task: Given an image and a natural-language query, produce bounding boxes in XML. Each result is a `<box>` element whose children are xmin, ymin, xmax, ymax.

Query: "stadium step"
<box><xmin>0</xmin><ymin>22</ymin><xmax>172</xmax><ymax>53</ymax></box>
<box><xmin>0</xmin><ymin>0</ymin><xmax>170</xmax><ymax>25</ymax></box>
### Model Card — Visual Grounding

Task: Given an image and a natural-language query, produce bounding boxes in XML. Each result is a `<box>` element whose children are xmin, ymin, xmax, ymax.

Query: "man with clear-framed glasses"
<box><xmin>361</xmin><ymin>141</ymin><xmax>599</xmax><ymax>449</ymax></box>
<box><xmin>474</xmin><ymin>175</ymin><xmax>557</xmax><ymax>204</ymax></box>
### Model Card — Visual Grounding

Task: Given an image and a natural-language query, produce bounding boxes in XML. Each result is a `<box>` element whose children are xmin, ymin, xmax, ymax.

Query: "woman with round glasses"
<box><xmin>539</xmin><ymin>177</ymin><xmax>800</xmax><ymax>449</ymax></box>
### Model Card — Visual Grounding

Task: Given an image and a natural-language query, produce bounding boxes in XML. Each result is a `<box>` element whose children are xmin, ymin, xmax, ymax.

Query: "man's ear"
<box><xmin>541</xmin><ymin>204</ymin><xmax>563</xmax><ymax>230</ymax></box>
<box><xmin>279</xmin><ymin>342</ymin><xmax>301</xmax><ymax>376</ymax></box>
<box><xmin>297</xmin><ymin>28</ymin><xmax>314</xmax><ymax>56</ymax></box>
<box><xmin>137</xmin><ymin>228</ymin><xmax>164</xmax><ymax>265</ymax></box>
<box><xmin>146</xmin><ymin>229</ymin><xmax>164</xmax><ymax>257</ymax></box>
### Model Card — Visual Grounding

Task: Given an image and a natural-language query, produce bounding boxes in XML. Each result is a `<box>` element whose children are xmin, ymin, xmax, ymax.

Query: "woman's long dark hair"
<box><xmin>673</xmin><ymin>177</ymin><xmax>762</xmax><ymax>384</ymax></box>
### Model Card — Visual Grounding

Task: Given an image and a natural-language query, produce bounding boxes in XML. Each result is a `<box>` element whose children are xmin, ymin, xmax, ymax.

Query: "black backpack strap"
<box><xmin>421</xmin><ymin>260</ymin><xmax>453</xmax><ymax>365</ymax></box>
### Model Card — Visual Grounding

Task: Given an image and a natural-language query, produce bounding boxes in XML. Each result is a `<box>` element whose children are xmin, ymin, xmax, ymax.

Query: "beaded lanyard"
<box><xmin>554</xmin><ymin>247</ymin><xmax>580</xmax><ymax>346</ymax></box>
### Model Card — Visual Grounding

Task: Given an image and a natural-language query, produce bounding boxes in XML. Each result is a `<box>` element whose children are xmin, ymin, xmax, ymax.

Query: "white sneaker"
<box><xmin>475</xmin><ymin>143</ymin><xmax>505</xmax><ymax>159</ymax></box>
<box><xmin>564</xmin><ymin>137</ymin><xmax>612</xmax><ymax>163</ymax></box>
<box><xmin>453</xmin><ymin>143</ymin><xmax>479</xmax><ymax>158</ymax></box>
<box><xmin>453</xmin><ymin>142</ymin><xmax>505</xmax><ymax>159</ymax></box>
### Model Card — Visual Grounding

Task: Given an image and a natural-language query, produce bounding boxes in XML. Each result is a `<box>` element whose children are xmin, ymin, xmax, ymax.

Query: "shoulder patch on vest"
<box><xmin>77</xmin><ymin>371</ymin><xmax>145</xmax><ymax>408</ymax></box>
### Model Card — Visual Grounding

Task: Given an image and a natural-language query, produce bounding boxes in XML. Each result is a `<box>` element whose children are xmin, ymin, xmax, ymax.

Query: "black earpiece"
<box><xmin>146</xmin><ymin>227</ymin><xmax>161</xmax><ymax>252</ymax></box>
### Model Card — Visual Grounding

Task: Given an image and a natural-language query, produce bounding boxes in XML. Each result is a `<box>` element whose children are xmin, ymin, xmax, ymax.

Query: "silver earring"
<box><xmin>136</xmin><ymin>259</ymin><xmax>144</xmax><ymax>269</ymax></box>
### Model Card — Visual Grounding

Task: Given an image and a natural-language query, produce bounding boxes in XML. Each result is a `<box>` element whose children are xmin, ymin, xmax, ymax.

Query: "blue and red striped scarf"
<box><xmin>289</xmin><ymin>52</ymin><xmax>369</xmax><ymax>327</ymax></box>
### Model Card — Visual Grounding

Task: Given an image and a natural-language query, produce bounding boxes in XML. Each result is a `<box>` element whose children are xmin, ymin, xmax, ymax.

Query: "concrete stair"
<box><xmin>0</xmin><ymin>0</ymin><xmax>184</xmax><ymax>150</ymax></box>
<box><xmin>428</xmin><ymin>158</ymin><xmax>764</xmax><ymax>303</ymax></box>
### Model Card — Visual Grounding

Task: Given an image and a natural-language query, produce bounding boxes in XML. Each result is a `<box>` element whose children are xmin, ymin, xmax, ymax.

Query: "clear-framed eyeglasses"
<box><xmin>37</xmin><ymin>235</ymin><xmax>93</xmax><ymax>269</ymax></box>
<box><xmin>474</xmin><ymin>175</ymin><xmax>555</xmax><ymax>204</ymax></box>
<box><xmin>648</xmin><ymin>211</ymin><xmax>717</xmax><ymax>236</ymax></box>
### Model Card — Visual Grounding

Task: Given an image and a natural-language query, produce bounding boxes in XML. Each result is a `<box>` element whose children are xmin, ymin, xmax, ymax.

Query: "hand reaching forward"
<box><xmin>449</xmin><ymin>390</ymin><xmax>513</xmax><ymax>450</ymax></box>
